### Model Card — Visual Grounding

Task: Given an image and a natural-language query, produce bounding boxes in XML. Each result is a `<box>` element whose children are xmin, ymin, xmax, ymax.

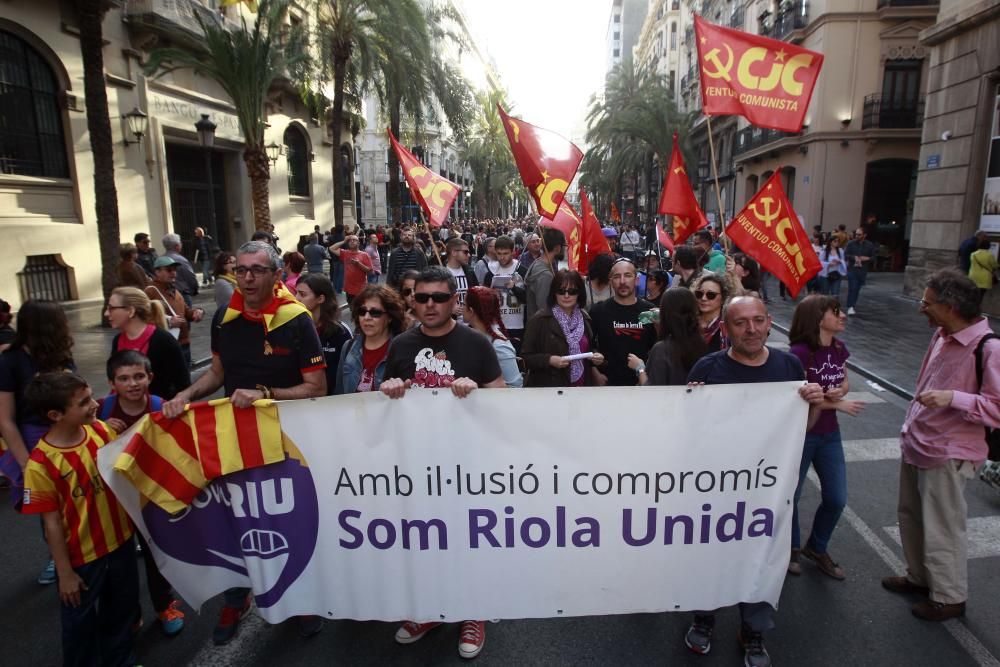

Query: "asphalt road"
<box><xmin>2</xmin><ymin>332</ymin><xmax>999</xmax><ymax>666</ymax></box>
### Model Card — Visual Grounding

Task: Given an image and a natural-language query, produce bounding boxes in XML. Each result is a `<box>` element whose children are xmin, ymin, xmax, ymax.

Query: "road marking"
<box><xmin>882</xmin><ymin>516</ymin><xmax>1000</xmax><ymax>560</ymax></box>
<box><xmin>805</xmin><ymin>470</ymin><xmax>1000</xmax><ymax>666</ymax></box>
<box><xmin>190</xmin><ymin>608</ymin><xmax>269</xmax><ymax>667</ymax></box>
<box><xmin>845</xmin><ymin>391</ymin><xmax>885</xmax><ymax>404</ymax></box>
<box><xmin>842</xmin><ymin>438</ymin><xmax>899</xmax><ymax>463</ymax></box>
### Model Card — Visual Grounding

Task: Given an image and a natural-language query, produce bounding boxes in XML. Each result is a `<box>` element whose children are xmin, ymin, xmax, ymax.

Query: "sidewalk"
<box><xmin>763</xmin><ymin>272</ymin><xmax>1000</xmax><ymax>399</ymax></box>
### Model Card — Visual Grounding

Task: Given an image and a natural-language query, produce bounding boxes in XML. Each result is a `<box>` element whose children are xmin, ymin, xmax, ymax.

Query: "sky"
<box><xmin>456</xmin><ymin>0</ymin><xmax>611</xmax><ymax>144</ymax></box>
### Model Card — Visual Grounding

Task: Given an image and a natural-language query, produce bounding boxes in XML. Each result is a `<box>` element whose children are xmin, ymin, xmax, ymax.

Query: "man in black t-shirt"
<box><xmin>589</xmin><ymin>258</ymin><xmax>657</xmax><ymax>386</ymax></box>
<box><xmin>381</xmin><ymin>265</ymin><xmax>503</xmax><ymax>659</ymax></box>
<box><xmin>684</xmin><ymin>296</ymin><xmax>824</xmax><ymax>667</ymax></box>
<box><xmin>162</xmin><ymin>240</ymin><xmax>326</xmax><ymax>645</ymax></box>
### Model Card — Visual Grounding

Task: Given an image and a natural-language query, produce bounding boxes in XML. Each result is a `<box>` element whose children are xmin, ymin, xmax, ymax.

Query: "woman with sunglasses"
<box><xmin>786</xmin><ymin>295</ymin><xmax>865</xmax><ymax>579</ymax></box>
<box><xmin>335</xmin><ymin>285</ymin><xmax>406</xmax><ymax>394</ymax></box>
<box><xmin>296</xmin><ymin>274</ymin><xmax>352</xmax><ymax>396</ymax></box>
<box><xmin>630</xmin><ymin>288</ymin><xmax>708</xmax><ymax>385</ymax></box>
<box><xmin>691</xmin><ymin>273</ymin><xmax>730</xmax><ymax>353</ymax></box>
<box><xmin>521</xmin><ymin>270</ymin><xmax>605</xmax><ymax>387</ymax></box>
<box><xmin>464</xmin><ymin>287</ymin><xmax>523</xmax><ymax>388</ymax></box>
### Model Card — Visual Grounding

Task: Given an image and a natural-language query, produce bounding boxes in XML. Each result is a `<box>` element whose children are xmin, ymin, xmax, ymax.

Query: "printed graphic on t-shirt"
<box><xmin>612</xmin><ymin>319</ymin><xmax>646</xmax><ymax>341</ymax></box>
<box><xmin>412</xmin><ymin>347</ymin><xmax>456</xmax><ymax>388</ymax></box>
<box><xmin>450</xmin><ymin>267</ymin><xmax>469</xmax><ymax>309</ymax></box>
<box><xmin>809</xmin><ymin>359</ymin><xmax>846</xmax><ymax>389</ymax></box>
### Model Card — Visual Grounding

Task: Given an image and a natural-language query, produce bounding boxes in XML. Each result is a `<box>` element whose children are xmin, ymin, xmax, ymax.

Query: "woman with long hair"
<box><xmin>732</xmin><ymin>253</ymin><xmax>761</xmax><ymax>296</ymax></box>
<box><xmin>281</xmin><ymin>251</ymin><xmax>306</xmax><ymax>292</ymax></box>
<box><xmin>786</xmin><ymin>295</ymin><xmax>865</xmax><ymax>579</ymax></box>
<box><xmin>296</xmin><ymin>273</ymin><xmax>352</xmax><ymax>396</ymax></box>
<box><xmin>117</xmin><ymin>242</ymin><xmax>150</xmax><ymax>288</ymax></box>
<box><xmin>521</xmin><ymin>270</ymin><xmax>606</xmax><ymax>387</ymax></box>
<box><xmin>107</xmin><ymin>287</ymin><xmax>190</xmax><ymax>400</ymax></box>
<box><xmin>335</xmin><ymin>285</ymin><xmax>406</xmax><ymax>394</ymax></box>
<box><xmin>213</xmin><ymin>251</ymin><xmax>238</xmax><ymax>309</ymax></box>
<box><xmin>691</xmin><ymin>273</ymin><xmax>730</xmax><ymax>353</ymax></box>
<box><xmin>464</xmin><ymin>286</ymin><xmax>523</xmax><ymax>388</ymax></box>
<box><xmin>629</xmin><ymin>288</ymin><xmax>709</xmax><ymax>385</ymax></box>
<box><xmin>585</xmin><ymin>253</ymin><xmax>615</xmax><ymax>308</ymax></box>
<box><xmin>820</xmin><ymin>237</ymin><xmax>846</xmax><ymax>298</ymax></box>
<box><xmin>399</xmin><ymin>269</ymin><xmax>420</xmax><ymax>330</ymax></box>
<box><xmin>0</xmin><ymin>300</ymin><xmax>76</xmax><ymax>581</ymax></box>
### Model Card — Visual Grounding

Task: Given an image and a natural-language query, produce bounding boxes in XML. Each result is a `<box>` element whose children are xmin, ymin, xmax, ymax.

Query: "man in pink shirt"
<box><xmin>882</xmin><ymin>268</ymin><xmax>1000</xmax><ymax>621</ymax></box>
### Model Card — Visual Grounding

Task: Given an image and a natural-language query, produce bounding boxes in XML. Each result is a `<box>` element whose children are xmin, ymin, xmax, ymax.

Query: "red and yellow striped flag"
<box><xmin>114</xmin><ymin>398</ymin><xmax>285</xmax><ymax>513</ymax></box>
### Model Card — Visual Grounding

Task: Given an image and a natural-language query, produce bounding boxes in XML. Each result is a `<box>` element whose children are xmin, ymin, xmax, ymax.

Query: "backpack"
<box><xmin>973</xmin><ymin>334</ymin><xmax>1000</xmax><ymax>461</ymax></box>
<box><xmin>99</xmin><ymin>394</ymin><xmax>164</xmax><ymax>421</ymax></box>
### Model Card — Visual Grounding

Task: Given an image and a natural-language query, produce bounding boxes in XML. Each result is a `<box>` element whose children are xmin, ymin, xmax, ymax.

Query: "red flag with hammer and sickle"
<box><xmin>656</xmin><ymin>222</ymin><xmax>675</xmax><ymax>252</ymax></box>
<box><xmin>695</xmin><ymin>15</ymin><xmax>823</xmax><ymax>133</ymax></box>
<box><xmin>657</xmin><ymin>133</ymin><xmax>709</xmax><ymax>245</ymax></box>
<box><xmin>498</xmin><ymin>106</ymin><xmax>583</xmax><ymax>221</ymax></box>
<box><xmin>726</xmin><ymin>170</ymin><xmax>820</xmax><ymax>298</ymax></box>
<box><xmin>579</xmin><ymin>188</ymin><xmax>613</xmax><ymax>275</ymax></box>
<box><xmin>537</xmin><ymin>200</ymin><xmax>583</xmax><ymax>271</ymax></box>
<box><xmin>388</xmin><ymin>129</ymin><xmax>461</xmax><ymax>228</ymax></box>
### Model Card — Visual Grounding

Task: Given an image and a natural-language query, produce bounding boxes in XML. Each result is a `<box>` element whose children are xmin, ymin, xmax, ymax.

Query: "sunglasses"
<box><xmin>413</xmin><ymin>292</ymin><xmax>452</xmax><ymax>304</ymax></box>
<box><xmin>401</xmin><ymin>288</ymin><xmax>413</xmax><ymax>297</ymax></box>
<box><xmin>694</xmin><ymin>290</ymin><xmax>720</xmax><ymax>300</ymax></box>
<box><xmin>357</xmin><ymin>307</ymin><xmax>386</xmax><ymax>318</ymax></box>
<box><xmin>556</xmin><ymin>288</ymin><xmax>579</xmax><ymax>296</ymax></box>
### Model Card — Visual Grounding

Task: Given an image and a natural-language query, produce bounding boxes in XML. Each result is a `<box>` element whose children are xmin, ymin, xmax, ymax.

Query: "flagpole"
<box><xmin>705</xmin><ymin>115</ymin><xmax>732</xmax><ymax>255</ymax></box>
<box><xmin>418</xmin><ymin>208</ymin><xmax>444</xmax><ymax>267</ymax></box>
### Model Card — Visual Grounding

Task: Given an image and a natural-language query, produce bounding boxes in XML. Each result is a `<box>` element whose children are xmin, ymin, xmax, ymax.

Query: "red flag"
<box><xmin>657</xmin><ymin>133</ymin><xmax>709</xmax><ymax>245</ymax></box>
<box><xmin>498</xmin><ymin>106</ymin><xmax>583</xmax><ymax>220</ymax></box>
<box><xmin>695</xmin><ymin>15</ymin><xmax>823</xmax><ymax>132</ymax></box>
<box><xmin>656</xmin><ymin>222</ymin><xmax>675</xmax><ymax>252</ymax></box>
<box><xmin>579</xmin><ymin>188</ymin><xmax>613</xmax><ymax>275</ymax></box>
<box><xmin>388</xmin><ymin>129</ymin><xmax>461</xmax><ymax>228</ymax></box>
<box><xmin>726</xmin><ymin>170</ymin><xmax>820</xmax><ymax>297</ymax></box>
<box><xmin>537</xmin><ymin>201</ymin><xmax>583</xmax><ymax>271</ymax></box>
<box><xmin>610</xmin><ymin>202</ymin><xmax>622</xmax><ymax>222</ymax></box>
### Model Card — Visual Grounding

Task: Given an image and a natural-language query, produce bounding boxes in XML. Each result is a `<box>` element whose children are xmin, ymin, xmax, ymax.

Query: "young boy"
<box><xmin>98</xmin><ymin>350</ymin><xmax>186</xmax><ymax>636</ymax></box>
<box><xmin>21</xmin><ymin>371</ymin><xmax>138</xmax><ymax>666</ymax></box>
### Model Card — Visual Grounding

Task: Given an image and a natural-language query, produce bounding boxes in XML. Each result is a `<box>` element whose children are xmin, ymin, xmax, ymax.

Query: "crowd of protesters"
<box><xmin>1</xmin><ymin>213</ymin><xmax>999</xmax><ymax>667</ymax></box>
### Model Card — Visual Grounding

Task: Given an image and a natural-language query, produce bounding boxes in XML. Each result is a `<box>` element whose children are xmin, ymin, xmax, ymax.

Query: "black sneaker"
<box><xmin>684</xmin><ymin>614</ymin><xmax>715</xmax><ymax>654</ymax></box>
<box><xmin>212</xmin><ymin>595</ymin><xmax>252</xmax><ymax>645</ymax></box>
<box><xmin>739</xmin><ymin>626</ymin><xmax>771</xmax><ymax>667</ymax></box>
<box><xmin>297</xmin><ymin>615</ymin><xmax>323</xmax><ymax>638</ymax></box>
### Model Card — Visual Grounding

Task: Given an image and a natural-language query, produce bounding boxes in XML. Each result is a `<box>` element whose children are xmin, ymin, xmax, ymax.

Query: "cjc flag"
<box><xmin>657</xmin><ymin>133</ymin><xmax>709</xmax><ymax>245</ymax></box>
<box><xmin>694</xmin><ymin>15</ymin><xmax>823</xmax><ymax>133</ymax></box>
<box><xmin>538</xmin><ymin>201</ymin><xmax>583</xmax><ymax>271</ymax></box>
<box><xmin>499</xmin><ymin>106</ymin><xmax>583</xmax><ymax>220</ymax></box>
<box><xmin>726</xmin><ymin>171</ymin><xmax>820</xmax><ymax>298</ymax></box>
<box><xmin>656</xmin><ymin>222</ymin><xmax>675</xmax><ymax>252</ymax></box>
<box><xmin>388</xmin><ymin>129</ymin><xmax>461</xmax><ymax>228</ymax></box>
<box><xmin>579</xmin><ymin>188</ymin><xmax>613</xmax><ymax>275</ymax></box>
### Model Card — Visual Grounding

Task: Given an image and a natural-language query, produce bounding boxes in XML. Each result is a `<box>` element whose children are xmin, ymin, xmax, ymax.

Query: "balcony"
<box><xmin>125</xmin><ymin>0</ymin><xmax>240</xmax><ymax>50</ymax></box>
<box><xmin>760</xmin><ymin>2</ymin><xmax>809</xmax><ymax>42</ymax></box>
<box><xmin>861</xmin><ymin>94</ymin><xmax>925</xmax><ymax>129</ymax></box>
<box><xmin>877</xmin><ymin>0</ymin><xmax>938</xmax><ymax>7</ymax></box>
<box><xmin>729</xmin><ymin>7</ymin><xmax>745</xmax><ymax>29</ymax></box>
<box><xmin>733</xmin><ymin>126</ymin><xmax>800</xmax><ymax>157</ymax></box>
<box><xmin>876</xmin><ymin>0</ymin><xmax>939</xmax><ymax>18</ymax></box>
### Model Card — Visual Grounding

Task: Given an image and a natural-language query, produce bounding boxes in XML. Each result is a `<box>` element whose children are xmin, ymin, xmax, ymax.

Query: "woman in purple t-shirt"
<box><xmin>787</xmin><ymin>295</ymin><xmax>866</xmax><ymax>580</ymax></box>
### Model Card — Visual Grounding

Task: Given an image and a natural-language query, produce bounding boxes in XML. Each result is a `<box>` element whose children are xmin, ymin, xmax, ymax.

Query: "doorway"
<box><xmin>860</xmin><ymin>158</ymin><xmax>917</xmax><ymax>270</ymax></box>
<box><xmin>165</xmin><ymin>143</ymin><xmax>230</xmax><ymax>260</ymax></box>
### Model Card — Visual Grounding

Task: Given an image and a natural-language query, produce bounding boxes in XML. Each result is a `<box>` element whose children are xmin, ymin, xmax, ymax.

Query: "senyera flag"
<box><xmin>726</xmin><ymin>170</ymin><xmax>820</xmax><ymax>297</ymax></box>
<box><xmin>388</xmin><ymin>129</ymin><xmax>461</xmax><ymax>228</ymax></box>
<box><xmin>499</xmin><ymin>106</ymin><xmax>583</xmax><ymax>221</ymax></box>
<box><xmin>657</xmin><ymin>132</ymin><xmax>708</xmax><ymax>245</ymax></box>
<box><xmin>579</xmin><ymin>188</ymin><xmax>613</xmax><ymax>274</ymax></box>
<box><xmin>694</xmin><ymin>15</ymin><xmax>823</xmax><ymax>133</ymax></box>
<box><xmin>538</xmin><ymin>200</ymin><xmax>583</xmax><ymax>271</ymax></box>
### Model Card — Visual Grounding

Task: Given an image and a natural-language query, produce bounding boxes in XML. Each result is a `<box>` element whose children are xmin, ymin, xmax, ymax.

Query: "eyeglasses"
<box><xmin>556</xmin><ymin>288</ymin><xmax>579</xmax><ymax>296</ymax></box>
<box><xmin>401</xmin><ymin>288</ymin><xmax>413</xmax><ymax>297</ymax></box>
<box><xmin>235</xmin><ymin>265</ymin><xmax>274</xmax><ymax>277</ymax></box>
<box><xmin>694</xmin><ymin>290</ymin><xmax>720</xmax><ymax>300</ymax></box>
<box><xmin>357</xmin><ymin>307</ymin><xmax>386</xmax><ymax>318</ymax></box>
<box><xmin>828</xmin><ymin>306</ymin><xmax>841</xmax><ymax>315</ymax></box>
<box><xmin>413</xmin><ymin>291</ymin><xmax>452</xmax><ymax>304</ymax></box>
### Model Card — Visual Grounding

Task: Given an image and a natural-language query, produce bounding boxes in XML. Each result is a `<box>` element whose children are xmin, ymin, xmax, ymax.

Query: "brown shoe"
<box><xmin>911</xmin><ymin>599</ymin><xmax>965</xmax><ymax>621</ymax></box>
<box><xmin>802</xmin><ymin>546</ymin><xmax>845</xmax><ymax>580</ymax></box>
<box><xmin>787</xmin><ymin>548</ymin><xmax>802</xmax><ymax>576</ymax></box>
<box><xmin>882</xmin><ymin>576</ymin><xmax>930</xmax><ymax>596</ymax></box>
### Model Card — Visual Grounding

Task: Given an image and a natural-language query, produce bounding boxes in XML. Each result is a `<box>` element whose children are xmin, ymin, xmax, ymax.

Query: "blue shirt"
<box><xmin>687</xmin><ymin>347</ymin><xmax>805</xmax><ymax>384</ymax></box>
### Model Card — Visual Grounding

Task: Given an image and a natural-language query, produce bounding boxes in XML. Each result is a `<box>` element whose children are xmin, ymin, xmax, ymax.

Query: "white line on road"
<box><xmin>805</xmin><ymin>470</ymin><xmax>1000</xmax><ymax>667</ymax></box>
<box><xmin>844</xmin><ymin>391</ymin><xmax>885</xmax><ymax>404</ymax></box>
<box><xmin>190</xmin><ymin>608</ymin><xmax>270</xmax><ymax>667</ymax></box>
<box><xmin>842</xmin><ymin>438</ymin><xmax>900</xmax><ymax>463</ymax></box>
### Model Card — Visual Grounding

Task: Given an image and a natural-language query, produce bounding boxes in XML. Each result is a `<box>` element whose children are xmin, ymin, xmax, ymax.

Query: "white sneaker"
<box><xmin>847</xmin><ymin>307</ymin><xmax>856</xmax><ymax>315</ymax></box>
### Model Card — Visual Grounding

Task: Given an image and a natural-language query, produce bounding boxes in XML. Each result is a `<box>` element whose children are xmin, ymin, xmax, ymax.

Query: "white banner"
<box><xmin>98</xmin><ymin>382</ymin><xmax>807</xmax><ymax>623</ymax></box>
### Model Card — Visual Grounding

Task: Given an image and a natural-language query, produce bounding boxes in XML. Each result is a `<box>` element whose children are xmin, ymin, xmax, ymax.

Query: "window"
<box><xmin>613</xmin><ymin>48</ymin><xmax>620</xmax><ymax>58</ymax></box>
<box><xmin>283</xmin><ymin>125</ymin><xmax>310</xmax><ymax>198</ymax></box>
<box><xmin>882</xmin><ymin>59</ymin><xmax>922</xmax><ymax>110</ymax></box>
<box><xmin>614</xmin><ymin>13</ymin><xmax>621</xmax><ymax>22</ymax></box>
<box><xmin>670</xmin><ymin>22</ymin><xmax>677</xmax><ymax>49</ymax></box>
<box><xmin>614</xmin><ymin>31</ymin><xmax>620</xmax><ymax>40</ymax></box>
<box><xmin>0</xmin><ymin>30</ymin><xmax>69</xmax><ymax>178</ymax></box>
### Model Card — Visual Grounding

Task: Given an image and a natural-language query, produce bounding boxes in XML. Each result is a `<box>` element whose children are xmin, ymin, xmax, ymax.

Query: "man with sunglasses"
<box><xmin>444</xmin><ymin>238</ymin><xmax>479</xmax><ymax>321</ymax></box>
<box><xmin>386</xmin><ymin>227</ymin><xmax>427</xmax><ymax>289</ymax></box>
<box><xmin>589</xmin><ymin>257</ymin><xmax>657</xmax><ymax>386</ymax></box>
<box><xmin>161</xmin><ymin>240</ymin><xmax>327</xmax><ymax>644</ymax></box>
<box><xmin>381</xmin><ymin>265</ymin><xmax>504</xmax><ymax>659</ymax></box>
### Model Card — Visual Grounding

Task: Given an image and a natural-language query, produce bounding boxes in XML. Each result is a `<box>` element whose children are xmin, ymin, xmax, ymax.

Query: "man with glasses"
<box><xmin>161</xmin><ymin>240</ymin><xmax>327</xmax><ymax>644</ymax></box>
<box><xmin>444</xmin><ymin>237</ymin><xmax>479</xmax><ymax>321</ymax></box>
<box><xmin>844</xmin><ymin>227</ymin><xmax>876</xmax><ymax>315</ymax></box>
<box><xmin>380</xmin><ymin>265</ymin><xmax>504</xmax><ymax>660</ymax></box>
<box><xmin>386</xmin><ymin>227</ymin><xmax>427</xmax><ymax>289</ymax></box>
<box><xmin>589</xmin><ymin>257</ymin><xmax>657</xmax><ymax>386</ymax></box>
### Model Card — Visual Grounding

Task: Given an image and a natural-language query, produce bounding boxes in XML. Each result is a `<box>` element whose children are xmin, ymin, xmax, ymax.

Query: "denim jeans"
<box><xmin>792</xmin><ymin>430</ymin><xmax>848</xmax><ymax>553</ymax></box>
<box><xmin>846</xmin><ymin>268</ymin><xmax>867</xmax><ymax>309</ymax></box>
<box><xmin>826</xmin><ymin>275</ymin><xmax>842</xmax><ymax>298</ymax></box>
<box><xmin>60</xmin><ymin>540</ymin><xmax>139</xmax><ymax>667</ymax></box>
<box><xmin>330</xmin><ymin>261</ymin><xmax>345</xmax><ymax>294</ymax></box>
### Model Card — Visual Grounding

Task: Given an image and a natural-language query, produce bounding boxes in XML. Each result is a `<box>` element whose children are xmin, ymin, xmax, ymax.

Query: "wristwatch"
<box><xmin>635</xmin><ymin>364</ymin><xmax>646</xmax><ymax>377</ymax></box>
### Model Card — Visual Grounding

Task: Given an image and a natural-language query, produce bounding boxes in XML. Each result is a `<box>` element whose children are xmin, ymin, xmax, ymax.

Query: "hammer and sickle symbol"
<box><xmin>749</xmin><ymin>197</ymin><xmax>781</xmax><ymax>229</ymax></box>
<box><xmin>703</xmin><ymin>44</ymin><xmax>734</xmax><ymax>82</ymax></box>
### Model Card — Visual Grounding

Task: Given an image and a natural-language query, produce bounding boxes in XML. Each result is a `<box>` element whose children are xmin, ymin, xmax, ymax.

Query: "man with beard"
<box><xmin>684</xmin><ymin>295</ymin><xmax>824</xmax><ymax>667</ymax></box>
<box><xmin>386</xmin><ymin>227</ymin><xmax>428</xmax><ymax>289</ymax></box>
<box><xmin>589</xmin><ymin>258</ymin><xmax>656</xmax><ymax>386</ymax></box>
<box><xmin>524</xmin><ymin>228</ymin><xmax>565</xmax><ymax>321</ymax></box>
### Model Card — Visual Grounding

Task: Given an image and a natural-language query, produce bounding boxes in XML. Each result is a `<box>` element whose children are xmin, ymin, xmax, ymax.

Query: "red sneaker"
<box><xmin>394</xmin><ymin>620</ymin><xmax>442</xmax><ymax>644</ymax></box>
<box><xmin>458</xmin><ymin>620</ymin><xmax>485</xmax><ymax>659</ymax></box>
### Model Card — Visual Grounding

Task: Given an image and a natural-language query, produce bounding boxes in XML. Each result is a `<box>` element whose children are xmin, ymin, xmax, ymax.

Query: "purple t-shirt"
<box><xmin>789</xmin><ymin>341</ymin><xmax>850</xmax><ymax>435</ymax></box>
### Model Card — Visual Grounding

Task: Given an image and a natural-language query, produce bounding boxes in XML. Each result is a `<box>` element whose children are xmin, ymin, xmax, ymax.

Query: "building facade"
<box><xmin>607</xmin><ymin>0</ymin><xmax>650</xmax><ymax>72</ymax></box>
<box><xmin>1</xmin><ymin>0</ymin><xmax>355</xmax><ymax>310</ymax></box>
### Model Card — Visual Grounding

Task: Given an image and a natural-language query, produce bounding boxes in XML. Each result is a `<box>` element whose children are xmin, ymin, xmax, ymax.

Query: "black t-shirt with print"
<box><xmin>687</xmin><ymin>347</ymin><xmax>805</xmax><ymax>385</ymax></box>
<box><xmin>588</xmin><ymin>298</ymin><xmax>657</xmax><ymax>386</ymax></box>
<box><xmin>211</xmin><ymin>308</ymin><xmax>326</xmax><ymax>396</ymax></box>
<box><xmin>384</xmin><ymin>323</ymin><xmax>502</xmax><ymax>388</ymax></box>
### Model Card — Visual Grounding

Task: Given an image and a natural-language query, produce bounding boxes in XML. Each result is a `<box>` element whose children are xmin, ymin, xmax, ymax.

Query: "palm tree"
<box><xmin>459</xmin><ymin>89</ymin><xmax>523</xmax><ymax>218</ymax></box>
<box><xmin>145</xmin><ymin>0</ymin><xmax>307</xmax><ymax>231</ymax></box>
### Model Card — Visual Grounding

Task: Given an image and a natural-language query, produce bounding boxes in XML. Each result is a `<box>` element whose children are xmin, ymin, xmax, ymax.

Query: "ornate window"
<box><xmin>283</xmin><ymin>124</ymin><xmax>310</xmax><ymax>198</ymax></box>
<box><xmin>0</xmin><ymin>30</ymin><xmax>69</xmax><ymax>178</ymax></box>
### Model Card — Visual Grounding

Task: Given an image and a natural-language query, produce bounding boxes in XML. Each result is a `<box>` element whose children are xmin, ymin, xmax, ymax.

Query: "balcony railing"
<box><xmin>877</xmin><ymin>0</ymin><xmax>938</xmax><ymax>7</ymax></box>
<box><xmin>729</xmin><ymin>7</ymin><xmax>745</xmax><ymax>29</ymax></box>
<box><xmin>761</xmin><ymin>2</ymin><xmax>809</xmax><ymax>41</ymax></box>
<box><xmin>125</xmin><ymin>0</ymin><xmax>240</xmax><ymax>45</ymax></box>
<box><xmin>733</xmin><ymin>126</ymin><xmax>800</xmax><ymax>156</ymax></box>
<box><xmin>861</xmin><ymin>94</ymin><xmax>925</xmax><ymax>129</ymax></box>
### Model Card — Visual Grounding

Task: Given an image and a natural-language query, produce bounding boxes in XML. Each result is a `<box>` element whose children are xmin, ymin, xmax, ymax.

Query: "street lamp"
<box><xmin>265</xmin><ymin>141</ymin><xmax>281</xmax><ymax>169</ymax></box>
<box><xmin>122</xmin><ymin>107</ymin><xmax>148</xmax><ymax>147</ymax></box>
<box><xmin>194</xmin><ymin>114</ymin><xmax>219</xmax><ymax>242</ymax></box>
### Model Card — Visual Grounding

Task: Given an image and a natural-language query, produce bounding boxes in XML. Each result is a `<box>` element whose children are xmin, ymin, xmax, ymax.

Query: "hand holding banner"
<box><xmin>388</xmin><ymin>129</ymin><xmax>461</xmax><ymax>229</ymax></box>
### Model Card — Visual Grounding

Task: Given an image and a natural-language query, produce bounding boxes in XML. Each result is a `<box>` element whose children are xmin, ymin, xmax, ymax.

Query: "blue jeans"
<box><xmin>330</xmin><ymin>261</ymin><xmax>345</xmax><ymax>294</ymax></box>
<box><xmin>826</xmin><ymin>274</ymin><xmax>842</xmax><ymax>298</ymax></box>
<box><xmin>792</xmin><ymin>430</ymin><xmax>847</xmax><ymax>553</ymax></box>
<box><xmin>846</xmin><ymin>268</ymin><xmax>866</xmax><ymax>309</ymax></box>
<box><xmin>60</xmin><ymin>540</ymin><xmax>139</xmax><ymax>667</ymax></box>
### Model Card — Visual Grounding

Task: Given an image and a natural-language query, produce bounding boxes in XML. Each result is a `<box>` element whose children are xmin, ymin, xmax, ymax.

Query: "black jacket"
<box><xmin>520</xmin><ymin>310</ymin><xmax>597</xmax><ymax>387</ymax></box>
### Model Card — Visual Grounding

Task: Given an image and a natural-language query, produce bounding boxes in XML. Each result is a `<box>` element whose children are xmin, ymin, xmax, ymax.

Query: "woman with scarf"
<box><xmin>521</xmin><ymin>270</ymin><xmax>605</xmax><ymax>387</ymax></box>
<box><xmin>691</xmin><ymin>273</ymin><xmax>730</xmax><ymax>353</ymax></box>
<box><xmin>464</xmin><ymin>286</ymin><xmax>523</xmax><ymax>388</ymax></box>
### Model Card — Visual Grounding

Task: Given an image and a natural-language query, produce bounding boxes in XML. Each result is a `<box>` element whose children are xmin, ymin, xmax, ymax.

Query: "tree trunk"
<box><xmin>244</xmin><ymin>147</ymin><xmax>272</xmax><ymax>230</ymax></box>
<box><xmin>484</xmin><ymin>163</ymin><xmax>492</xmax><ymax>218</ymax></box>
<box><xmin>387</xmin><ymin>101</ymin><xmax>402</xmax><ymax>225</ymax></box>
<box><xmin>330</xmin><ymin>52</ymin><xmax>348</xmax><ymax>230</ymax></box>
<box><xmin>77</xmin><ymin>0</ymin><xmax>119</xmax><ymax>314</ymax></box>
